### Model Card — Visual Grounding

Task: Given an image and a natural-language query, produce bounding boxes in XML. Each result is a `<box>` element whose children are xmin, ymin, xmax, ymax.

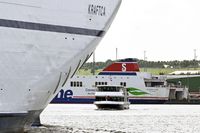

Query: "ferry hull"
<box><xmin>51</xmin><ymin>98</ymin><xmax>168</xmax><ymax>104</ymax></box>
<box><xmin>129</xmin><ymin>99</ymin><xmax>167</xmax><ymax>104</ymax></box>
<box><xmin>51</xmin><ymin>65</ymin><xmax>170</xmax><ymax>105</ymax></box>
<box><xmin>95</xmin><ymin>104</ymin><xmax>125</xmax><ymax>110</ymax></box>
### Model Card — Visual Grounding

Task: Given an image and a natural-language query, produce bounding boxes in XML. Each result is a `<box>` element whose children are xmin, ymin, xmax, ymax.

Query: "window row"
<box><xmin>70</xmin><ymin>81</ymin><xmax>83</xmax><ymax>87</ymax></box>
<box><xmin>95</xmin><ymin>82</ymin><xmax>108</xmax><ymax>86</ymax></box>
<box><xmin>98</xmin><ymin>87</ymin><xmax>120</xmax><ymax>92</ymax></box>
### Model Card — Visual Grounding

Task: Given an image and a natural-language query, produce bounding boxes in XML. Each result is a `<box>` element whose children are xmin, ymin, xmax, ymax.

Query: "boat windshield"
<box><xmin>95</xmin><ymin>96</ymin><xmax>124</xmax><ymax>101</ymax></box>
<box><xmin>97</xmin><ymin>86</ymin><xmax>122</xmax><ymax>92</ymax></box>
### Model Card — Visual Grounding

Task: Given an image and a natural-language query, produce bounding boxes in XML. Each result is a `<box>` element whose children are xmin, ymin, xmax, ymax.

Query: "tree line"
<box><xmin>81</xmin><ymin>59</ymin><xmax>200</xmax><ymax>70</ymax></box>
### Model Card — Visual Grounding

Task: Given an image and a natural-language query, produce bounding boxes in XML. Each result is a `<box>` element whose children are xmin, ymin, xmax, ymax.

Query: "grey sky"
<box><xmin>92</xmin><ymin>0</ymin><xmax>200</xmax><ymax>62</ymax></box>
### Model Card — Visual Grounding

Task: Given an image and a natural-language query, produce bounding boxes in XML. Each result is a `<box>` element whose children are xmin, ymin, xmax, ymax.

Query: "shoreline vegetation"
<box><xmin>78</xmin><ymin>59</ymin><xmax>200</xmax><ymax>75</ymax></box>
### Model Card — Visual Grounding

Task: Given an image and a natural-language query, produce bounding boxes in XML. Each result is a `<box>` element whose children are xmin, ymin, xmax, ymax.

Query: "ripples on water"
<box><xmin>29</xmin><ymin>104</ymin><xmax>200</xmax><ymax>133</ymax></box>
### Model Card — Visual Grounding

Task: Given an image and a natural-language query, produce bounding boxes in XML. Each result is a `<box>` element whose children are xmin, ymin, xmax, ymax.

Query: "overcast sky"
<box><xmin>90</xmin><ymin>0</ymin><xmax>200</xmax><ymax>62</ymax></box>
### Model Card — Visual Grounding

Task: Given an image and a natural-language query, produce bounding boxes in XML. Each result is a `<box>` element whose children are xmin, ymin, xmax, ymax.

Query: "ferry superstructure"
<box><xmin>52</xmin><ymin>59</ymin><xmax>170</xmax><ymax>104</ymax></box>
<box><xmin>0</xmin><ymin>0</ymin><xmax>122</xmax><ymax>132</ymax></box>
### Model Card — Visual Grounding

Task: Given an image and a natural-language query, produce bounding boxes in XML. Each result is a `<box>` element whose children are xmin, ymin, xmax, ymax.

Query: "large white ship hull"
<box><xmin>0</xmin><ymin>0</ymin><xmax>121</xmax><ymax>132</ymax></box>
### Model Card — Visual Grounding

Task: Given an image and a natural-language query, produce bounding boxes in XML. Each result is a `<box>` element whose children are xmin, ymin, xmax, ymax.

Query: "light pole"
<box><xmin>144</xmin><ymin>50</ymin><xmax>147</xmax><ymax>72</ymax></box>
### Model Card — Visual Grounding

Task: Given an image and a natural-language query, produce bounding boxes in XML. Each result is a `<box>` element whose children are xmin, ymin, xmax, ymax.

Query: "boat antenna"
<box><xmin>194</xmin><ymin>49</ymin><xmax>197</xmax><ymax>60</ymax></box>
<box><xmin>116</xmin><ymin>48</ymin><xmax>118</xmax><ymax>61</ymax></box>
<box><xmin>194</xmin><ymin>49</ymin><xmax>198</xmax><ymax>70</ymax></box>
<box><xmin>144</xmin><ymin>50</ymin><xmax>147</xmax><ymax>72</ymax></box>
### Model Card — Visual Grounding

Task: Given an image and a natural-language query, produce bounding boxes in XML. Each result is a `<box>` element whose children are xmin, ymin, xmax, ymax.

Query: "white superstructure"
<box><xmin>0</xmin><ymin>0</ymin><xmax>121</xmax><ymax>132</ymax></box>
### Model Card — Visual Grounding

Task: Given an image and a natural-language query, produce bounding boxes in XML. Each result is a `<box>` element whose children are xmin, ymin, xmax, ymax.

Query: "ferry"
<box><xmin>94</xmin><ymin>85</ymin><xmax>130</xmax><ymax>110</ymax></box>
<box><xmin>52</xmin><ymin>58</ymin><xmax>170</xmax><ymax>104</ymax></box>
<box><xmin>0</xmin><ymin>0</ymin><xmax>121</xmax><ymax>132</ymax></box>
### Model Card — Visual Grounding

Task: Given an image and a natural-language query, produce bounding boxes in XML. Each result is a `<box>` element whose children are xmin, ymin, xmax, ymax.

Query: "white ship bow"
<box><xmin>0</xmin><ymin>0</ymin><xmax>121</xmax><ymax>132</ymax></box>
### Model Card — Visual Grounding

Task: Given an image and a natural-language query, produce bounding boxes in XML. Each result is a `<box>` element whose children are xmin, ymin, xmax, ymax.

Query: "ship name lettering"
<box><xmin>88</xmin><ymin>4</ymin><xmax>106</xmax><ymax>16</ymax></box>
<box><xmin>56</xmin><ymin>89</ymin><xmax>73</xmax><ymax>99</ymax></box>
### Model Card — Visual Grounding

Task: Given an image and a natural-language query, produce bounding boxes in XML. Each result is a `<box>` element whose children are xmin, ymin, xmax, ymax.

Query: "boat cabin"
<box><xmin>94</xmin><ymin>85</ymin><xmax>130</xmax><ymax>110</ymax></box>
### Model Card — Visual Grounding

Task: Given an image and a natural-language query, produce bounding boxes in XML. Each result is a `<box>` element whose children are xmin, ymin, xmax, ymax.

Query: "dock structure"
<box><xmin>168</xmin><ymin>85</ymin><xmax>188</xmax><ymax>101</ymax></box>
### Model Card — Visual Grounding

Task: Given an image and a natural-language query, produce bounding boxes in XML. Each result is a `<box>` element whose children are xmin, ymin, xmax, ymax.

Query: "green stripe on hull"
<box><xmin>127</xmin><ymin>87</ymin><xmax>149</xmax><ymax>96</ymax></box>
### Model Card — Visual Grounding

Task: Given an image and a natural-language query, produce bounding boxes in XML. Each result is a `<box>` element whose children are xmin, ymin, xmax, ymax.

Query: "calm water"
<box><xmin>30</xmin><ymin>104</ymin><xmax>200</xmax><ymax>133</ymax></box>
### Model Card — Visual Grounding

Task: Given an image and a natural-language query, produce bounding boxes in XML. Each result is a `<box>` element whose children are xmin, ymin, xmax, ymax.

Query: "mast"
<box><xmin>116</xmin><ymin>48</ymin><xmax>118</xmax><ymax>60</ymax></box>
<box><xmin>144</xmin><ymin>50</ymin><xmax>147</xmax><ymax>72</ymax></box>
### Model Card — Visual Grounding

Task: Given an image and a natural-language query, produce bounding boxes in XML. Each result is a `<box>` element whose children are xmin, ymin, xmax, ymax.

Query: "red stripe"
<box><xmin>103</xmin><ymin>62</ymin><xmax>140</xmax><ymax>72</ymax></box>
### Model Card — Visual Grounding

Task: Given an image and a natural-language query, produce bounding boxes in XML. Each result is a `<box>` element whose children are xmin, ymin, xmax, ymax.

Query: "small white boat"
<box><xmin>94</xmin><ymin>85</ymin><xmax>130</xmax><ymax>110</ymax></box>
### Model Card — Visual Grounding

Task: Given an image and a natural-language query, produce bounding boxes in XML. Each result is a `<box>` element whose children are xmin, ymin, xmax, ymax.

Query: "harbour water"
<box><xmin>28</xmin><ymin>104</ymin><xmax>200</xmax><ymax>133</ymax></box>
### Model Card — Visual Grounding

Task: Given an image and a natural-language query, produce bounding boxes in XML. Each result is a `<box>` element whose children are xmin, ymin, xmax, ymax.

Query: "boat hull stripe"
<box><xmin>51</xmin><ymin>98</ymin><xmax>167</xmax><ymax>104</ymax></box>
<box><xmin>0</xmin><ymin>19</ymin><xmax>105</xmax><ymax>37</ymax></box>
